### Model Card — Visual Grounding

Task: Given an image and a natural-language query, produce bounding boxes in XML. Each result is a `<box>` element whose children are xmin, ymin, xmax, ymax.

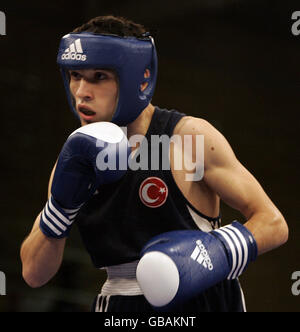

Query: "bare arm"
<box><xmin>182</xmin><ymin>117</ymin><xmax>288</xmax><ymax>255</ymax></box>
<box><xmin>20</xmin><ymin>162</ymin><xmax>66</xmax><ymax>288</ymax></box>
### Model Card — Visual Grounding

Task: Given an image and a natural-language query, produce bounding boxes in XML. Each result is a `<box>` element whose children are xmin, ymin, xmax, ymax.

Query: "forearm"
<box><xmin>244</xmin><ymin>209</ymin><xmax>288</xmax><ymax>256</ymax></box>
<box><xmin>20</xmin><ymin>214</ymin><xmax>66</xmax><ymax>288</ymax></box>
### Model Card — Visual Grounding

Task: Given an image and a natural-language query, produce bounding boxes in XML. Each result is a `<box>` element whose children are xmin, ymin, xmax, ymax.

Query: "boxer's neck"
<box><xmin>126</xmin><ymin>103</ymin><xmax>155</xmax><ymax>140</ymax></box>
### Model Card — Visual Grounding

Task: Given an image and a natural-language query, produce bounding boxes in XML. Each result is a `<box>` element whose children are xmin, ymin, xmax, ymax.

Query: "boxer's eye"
<box><xmin>70</xmin><ymin>71</ymin><xmax>81</xmax><ymax>80</ymax></box>
<box><xmin>94</xmin><ymin>72</ymin><xmax>107</xmax><ymax>81</ymax></box>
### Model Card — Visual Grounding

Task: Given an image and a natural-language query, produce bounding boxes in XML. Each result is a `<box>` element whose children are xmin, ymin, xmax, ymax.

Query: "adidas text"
<box><xmin>190</xmin><ymin>239</ymin><xmax>213</xmax><ymax>270</ymax></box>
<box><xmin>61</xmin><ymin>53</ymin><xmax>87</xmax><ymax>61</ymax></box>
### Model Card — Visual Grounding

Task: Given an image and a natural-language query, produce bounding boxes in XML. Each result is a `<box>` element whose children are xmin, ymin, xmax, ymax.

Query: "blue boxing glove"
<box><xmin>136</xmin><ymin>221</ymin><xmax>257</xmax><ymax>310</ymax></box>
<box><xmin>40</xmin><ymin>122</ymin><xmax>129</xmax><ymax>238</ymax></box>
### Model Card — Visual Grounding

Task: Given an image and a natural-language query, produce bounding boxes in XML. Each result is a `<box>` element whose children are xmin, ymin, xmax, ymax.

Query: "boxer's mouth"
<box><xmin>78</xmin><ymin>105</ymin><xmax>96</xmax><ymax>116</ymax></box>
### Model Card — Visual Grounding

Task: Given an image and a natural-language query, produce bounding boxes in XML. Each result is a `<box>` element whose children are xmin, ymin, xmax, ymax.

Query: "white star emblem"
<box><xmin>159</xmin><ymin>187</ymin><xmax>166</xmax><ymax>194</ymax></box>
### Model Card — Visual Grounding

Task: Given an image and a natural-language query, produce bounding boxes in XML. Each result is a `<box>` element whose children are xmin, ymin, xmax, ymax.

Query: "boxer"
<box><xmin>20</xmin><ymin>15</ymin><xmax>288</xmax><ymax>312</ymax></box>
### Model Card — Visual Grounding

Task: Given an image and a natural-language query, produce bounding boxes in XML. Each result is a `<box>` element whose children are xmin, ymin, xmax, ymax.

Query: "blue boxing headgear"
<box><xmin>57</xmin><ymin>32</ymin><xmax>158</xmax><ymax>126</ymax></box>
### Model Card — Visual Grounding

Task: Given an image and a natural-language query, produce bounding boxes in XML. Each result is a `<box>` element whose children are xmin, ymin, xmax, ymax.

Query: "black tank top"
<box><xmin>76</xmin><ymin>107</ymin><xmax>245</xmax><ymax>312</ymax></box>
<box><xmin>76</xmin><ymin>107</ymin><xmax>221</xmax><ymax>268</ymax></box>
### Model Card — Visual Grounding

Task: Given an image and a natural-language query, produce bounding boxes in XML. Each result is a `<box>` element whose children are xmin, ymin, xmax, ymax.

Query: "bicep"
<box><xmin>204</xmin><ymin>158</ymin><xmax>274</xmax><ymax>219</ymax></box>
<box><xmin>202</xmin><ymin>124</ymin><xmax>275</xmax><ymax>218</ymax></box>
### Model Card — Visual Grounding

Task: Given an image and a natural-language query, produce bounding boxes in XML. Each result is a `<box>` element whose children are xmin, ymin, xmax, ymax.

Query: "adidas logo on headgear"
<box><xmin>61</xmin><ymin>38</ymin><xmax>87</xmax><ymax>61</ymax></box>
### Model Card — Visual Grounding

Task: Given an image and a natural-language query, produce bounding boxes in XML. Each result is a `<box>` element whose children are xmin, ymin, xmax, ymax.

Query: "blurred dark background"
<box><xmin>0</xmin><ymin>0</ymin><xmax>299</xmax><ymax>312</ymax></box>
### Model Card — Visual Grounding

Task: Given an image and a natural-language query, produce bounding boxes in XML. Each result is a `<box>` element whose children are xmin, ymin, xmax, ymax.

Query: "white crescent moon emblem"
<box><xmin>141</xmin><ymin>183</ymin><xmax>159</xmax><ymax>204</ymax></box>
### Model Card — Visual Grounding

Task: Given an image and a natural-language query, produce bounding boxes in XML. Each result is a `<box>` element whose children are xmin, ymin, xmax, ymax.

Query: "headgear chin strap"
<box><xmin>57</xmin><ymin>32</ymin><xmax>158</xmax><ymax>126</ymax></box>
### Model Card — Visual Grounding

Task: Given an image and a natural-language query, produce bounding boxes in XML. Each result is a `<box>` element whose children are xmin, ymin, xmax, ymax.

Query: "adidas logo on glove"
<box><xmin>61</xmin><ymin>38</ymin><xmax>87</xmax><ymax>61</ymax></box>
<box><xmin>190</xmin><ymin>239</ymin><xmax>213</xmax><ymax>271</ymax></box>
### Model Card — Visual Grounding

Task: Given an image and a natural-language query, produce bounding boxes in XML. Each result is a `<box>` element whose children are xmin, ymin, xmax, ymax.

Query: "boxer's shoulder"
<box><xmin>173</xmin><ymin>116</ymin><xmax>221</xmax><ymax>144</ymax></box>
<box><xmin>172</xmin><ymin>115</ymin><xmax>230</xmax><ymax>161</ymax></box>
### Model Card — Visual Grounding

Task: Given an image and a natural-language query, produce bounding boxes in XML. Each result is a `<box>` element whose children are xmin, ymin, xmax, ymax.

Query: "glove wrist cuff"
<box><xmin>39</xmin><ymin>196</ymin><xmax>80</xmax><ymax>239</ymax></box>
<box><xmin>212</xmin><ymin>220</ymin><xmax>257</xmax><ymax>280</ymax></box>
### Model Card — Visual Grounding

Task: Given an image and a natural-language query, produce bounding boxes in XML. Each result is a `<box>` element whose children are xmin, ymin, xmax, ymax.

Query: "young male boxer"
<box><xmin>20</xmin><ymin>15</ymin><xmax>288</xmax><ymax>312</ymax></box>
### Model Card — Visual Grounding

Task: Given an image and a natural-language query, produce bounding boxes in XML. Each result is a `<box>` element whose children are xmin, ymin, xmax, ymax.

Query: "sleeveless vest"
<box><xmin>75</xmin><ymin>107</ymin><xmax>221</xmax><ymax>268</ymax></box>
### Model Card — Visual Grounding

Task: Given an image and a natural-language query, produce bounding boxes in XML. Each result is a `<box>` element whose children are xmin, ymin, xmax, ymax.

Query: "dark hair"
<box><xmin>72</xmin><ymin>15</ymin><xmax>147</xmax><ymax>38</ymax></box>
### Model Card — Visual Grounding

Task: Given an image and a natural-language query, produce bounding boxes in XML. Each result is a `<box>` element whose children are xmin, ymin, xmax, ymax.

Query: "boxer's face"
<box><xmin>68</xmin><ymin>68</ymin><xmax>118</xmax><ymax>125</ymax></box>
